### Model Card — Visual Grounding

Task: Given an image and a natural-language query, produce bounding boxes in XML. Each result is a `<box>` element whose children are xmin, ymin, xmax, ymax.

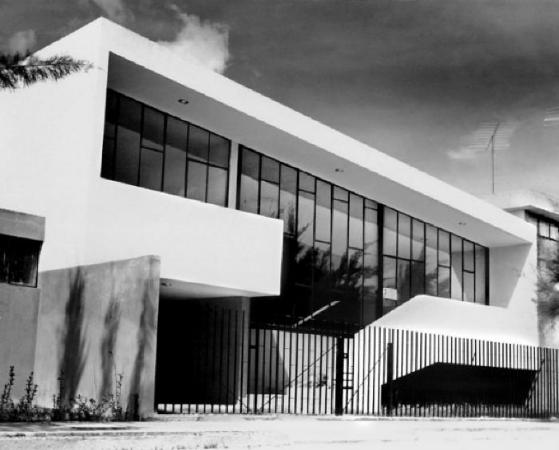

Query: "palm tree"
<box><xmin>0</xmin><ymin>53</ymin><xmax>90</xmax><ymax>89</ymax></box>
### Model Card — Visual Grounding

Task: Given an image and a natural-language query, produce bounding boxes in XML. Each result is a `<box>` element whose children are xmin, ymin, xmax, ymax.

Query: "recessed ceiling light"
<box><xmin>458</xmin><ymin>221</ymin><xmax>466</xmax><ymax>226</ymax></box>
<box><xmin>177</xmin><ymin>98</ymin><xmax>189</xmax><ymax>105</ymax></box>
<box><xmin>335</xmin><ymin>168</ymin><xmax>344</xmax><ymax>173</ymax></box>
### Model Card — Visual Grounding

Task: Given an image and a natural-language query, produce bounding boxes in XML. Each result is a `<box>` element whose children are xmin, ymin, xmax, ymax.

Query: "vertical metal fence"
<box><xmin>156</xmin><ymin>307</ymin><xmax>559</xmax><ymax>418</ymax></box>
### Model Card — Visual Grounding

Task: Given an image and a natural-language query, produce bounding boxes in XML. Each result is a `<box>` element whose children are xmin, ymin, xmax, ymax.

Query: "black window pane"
<box><xmin>364</xmin><ymin>208</ymin><xmax>378</xmax><ymax>255</ymax></box>
<box><xmin>115</xmin><ymin>125</ymin><xmax>140</xmax><ymax>185</ymax></box>
<box><xmin>551</xmin><ymin>224</ymin><xmax>559</xmax><ymax>241</ymax></box>
<box><xmin>398</xmin><ymin>214</ymin><xmax>411</xmax><ymax>259</ymax></box>
<box><xmin>412</xmin><ymin>219</ymin><xmax>425</xmax><ymax>261</ymax></box>
<box><xmin>279</xmin><ymin>165</ymin><xmax>297</xmax><ymax>234</ymax></box>
<box><xmin>186</xmin><ymin>160</ymin><xmax>207</xmax><ymax>202</ymax></box>
<box><xmin>438</xmin><ymin>230</ymin><xmax>450</xmax><ymax>267</ymax></box>
<box><xmin>382</xmin><ymin>256</ymin><xmax>397</xmax><ymax>314</ymax></box>
<box><xmin>397</xmin><ymin>259</ymin><xmax>411</xmax><ymax>304</ymax></box>
<box><xmin>425</xmin><ymin>225</ymin><xmax>438</xmax><ymax>295</ymax></box>
<box><xmin>139</xmin><ymin>148</ymin><xmax>163</xmax><ymax>191</ymax></box>
<box><xmin>0</xmin><ymin>236</ymin><xmax>9</xmax><ymax>282</ymax></box>
<box><xmin>104</xmin><ymin>90</ymin><xmax>118</xmax><ymax>138</ymax></box>
<box><xmin>475</xmin><ymin>245</ymin><xmax>487</xmax><ymax>303</ymax></box>
<box><xmin>315</xmin><ymin>180</ymin><xmax>331</xmax><ymax>242</ymax></box>
<box><xmin>539</xmin><ymin>220</ymin><xmax>550</xmax><ymax>238</ymax></box>
<box><xmin>332</xmin><ymin>199</ymin><xmax>348</xmax><ymax>276</ymax></box>
<box><xmin>188</xmin><ymin>125</ymin><xmax>209</xmax><ymax>163</ymax></box>
<box><xmin>383</xmin><ymin>208</ymin><xmax>397</xmax><ymax>256</ymax></box>
<box><xmin>410</xmin><ymin>261</ymin><xmax>425</xmax><ymax>298</ymax></box>
<box><xmin>333</xmin><ymin>186</ymin><xmax>348</xmax><ymax>201</ymax></box>
<box><xmin>239</xmin><ymin>149</ymin><xmax>259</xmax><ymax>213</ymax></box>
<box><xmin>463</xmin><ymin>272</ymin><xmax>474</xmax><ymax>302</ymax></box>
<box><xmin>261</xmin><ymin>156</ymin><xmax>280</xmax><ymax>184</ymax></box>
<box><xmin>296</xmin><ymin>190</ymin><xmax>315</xmax><ymax>286</ymax></box>
<box><xmin>349</xmin><ymin>194</ymin><xmax>363</xmax><ymax>249</ymax></box>
<box><xmin>260</xmin><ymin>180</ymin><xmax>279</xmax><ymax>217</ymax></box>
<box><xmin>313</xmin><ymin>241</ymin><xmax>331</xmax><ymax>299</ymax></box>
<box><xmin>114</xmin><ymin>96</ymin><xmax>141</xmax><ymax>185</ymax></box>
<box><xmin>463</xmin><ymin>240</ymin><xmax>474</xmax><ymax>271</ymax></box>
<box><xmin>166</xmin><ymin>117</ymin><xmax>188</xmax><ymax>150</ymax></box>
<box><xmin>101</xmin><ymin>137</ymin><xmax>115</xmax><ymax>179</ymax></box>
<box><xmin>363</xmin><ymin>252</ymin><xmax>379</xmax><ymax>324</ymax></box>
<box><xmin>207</xmin><ymin>166</ymin><xmax>228</xmax><ymax>206</ymax></box>
<box><xmin>7</xmin><ymin>238</ymin><xmax>39</xmax><ymax>287</ymax></box>
<box><xmin>299</xmin><ymin>172</ymin><xmax>315</xmax><ymax>193</ymax></box>
<box><xmin>438</xmin><ymin>266</ymin><xmax>450</xmax><ymax>298</ymax></box>
<box><xmin>209</xmin><ymin>133</ymin><xmax>230</xmax><ymax>168</ymax></box>
<box><xmin>450</xmin><ymin>235</ymin><xmax>463</xmax><ymax>300</ymax></box>
<box><xmin>142</xmin><ymin>107</ymin><xmax>164</xmax><ymax>150</ymax></box>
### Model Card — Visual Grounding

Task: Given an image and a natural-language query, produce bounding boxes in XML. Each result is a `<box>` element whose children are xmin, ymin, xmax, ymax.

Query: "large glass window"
<box><xmin>101</xmin><ymin>90</ymin><xmax>230</xmax><ymax>206</ymax></box>
<box><xmin>239</xmin><ymin>146</ymin><xmax>380</xmax><ymax>330</ymax></box>
<box><xmin>531</xmin><ymin>213</ymin><xmax>559</xmax><ymax>284</ymax></box>
<box><xmin>0</xmin><ymin>234</ymin><xmax>41</xmax><ymax>288</ymax></box>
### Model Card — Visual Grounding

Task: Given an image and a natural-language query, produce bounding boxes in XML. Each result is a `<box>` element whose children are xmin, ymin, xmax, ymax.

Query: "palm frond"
<box><xmin>0</xmin><ymin>53</ymin><xmax>92</xmax><ymax>89</ymax></box>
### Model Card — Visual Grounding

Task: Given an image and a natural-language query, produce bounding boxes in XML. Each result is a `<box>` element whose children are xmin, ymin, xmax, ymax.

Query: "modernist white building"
<box><xmin>0</xmin><ymin>18</ymin><xmax>555</xmax><ymax>417</ymax></box>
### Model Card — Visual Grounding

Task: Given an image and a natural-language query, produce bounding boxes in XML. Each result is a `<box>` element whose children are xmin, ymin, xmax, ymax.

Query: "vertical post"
<box><xmin>386</xmin><ymin>342</ymin><xmax>394</xmax><ymax>416</ymax></box>
<box><xmin>335</xmin><ymin>337</ymin><xmax>345</xmax><ymax>415</ymax></box>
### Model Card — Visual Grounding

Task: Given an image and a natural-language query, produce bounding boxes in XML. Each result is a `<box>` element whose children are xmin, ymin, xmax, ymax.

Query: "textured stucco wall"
<box><xmin>0</xmin><ymin>284</ymin><xmax>40</xmax><ymax>398</ymax></box>
<box><xmin>35</xmin><ymin>256</ymin><xmax>160</xmax><ymax>417</ymax></box>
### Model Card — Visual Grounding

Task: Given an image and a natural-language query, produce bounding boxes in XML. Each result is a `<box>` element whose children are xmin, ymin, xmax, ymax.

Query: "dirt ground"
<box><xmin>1</xmin><ymin>415</ymin><xmax>559</xmax><ymax>449</ymax></box>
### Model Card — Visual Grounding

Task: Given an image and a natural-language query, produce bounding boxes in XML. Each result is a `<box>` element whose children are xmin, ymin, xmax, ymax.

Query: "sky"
<box><xmin>3</xmin><ymin>0</ymin><xmax>559</xmax><ymax>198</ymax></box>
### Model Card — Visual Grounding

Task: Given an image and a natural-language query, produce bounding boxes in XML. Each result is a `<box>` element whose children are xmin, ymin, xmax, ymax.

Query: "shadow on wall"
<box><xmin>128</xmin><ymin>279</ymin><xmax>157</xmax><ymax>419</ymax></box>
<box><xmin>59</xmin><ymin>268</ymin><xmax>88</xmax><ymax>404</ymax></box>
<box><xmin>36</xmin><ymin>256</ymin><xmax>160</xmax><ymax>417</ymax></box>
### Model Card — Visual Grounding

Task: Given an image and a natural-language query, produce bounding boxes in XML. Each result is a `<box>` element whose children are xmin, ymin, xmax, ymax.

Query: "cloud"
<box><xmin>90</xmin><ymin>0</ymin><xmax>131</xmax><ymax>23</ymax></box>
<box><xmin>448</xmin><ymin>121</ymin><xmax>519</xmax><ymax>161</ymax></box>
<box><xmin>8</xmin><ymin>30</ymin><xmax>37</xmax><ymax>54</ymax></box>
<box><xmin>157</xmin><ymin>5</ymin><xmax>230</xmax><ymax>74</ymax></box>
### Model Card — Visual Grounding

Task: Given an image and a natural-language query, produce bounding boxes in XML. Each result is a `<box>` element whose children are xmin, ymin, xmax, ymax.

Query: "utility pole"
<box><xmin>489</xmin><ymin>122</ymin><xmax>500</xmax><ymax>194</ymax></box>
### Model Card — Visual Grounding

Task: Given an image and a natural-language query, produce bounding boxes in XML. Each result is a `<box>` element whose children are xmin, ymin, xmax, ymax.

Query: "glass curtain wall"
<box><xmin>101</xmin><ymin>90</ymin><xmax>230</xmax><ymax>207</ymax></box>
<box><xmin>528</xmin><ymin>213</ymin><xmax>559</xmax><ymax>279</ymax></box>
<box><xmin>238</xmin><ymin>146</ymin><xmax>379</xmax><ymax>331</ymax></box>
<box><xmin>382</xmin><ymin>208</ymin><xmax>488</xmax><ymax>313</ymax></box>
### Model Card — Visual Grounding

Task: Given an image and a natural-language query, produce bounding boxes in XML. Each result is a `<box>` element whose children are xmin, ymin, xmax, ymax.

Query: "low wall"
<box><xmin>35</xmin><ymin>255</ymin><xmax>160</xmax><ymax>417</ymax></box>
<box><xmin>0</xmin><ymin>284</ymin><xmax>40</xmax><ymax>398</ymax></box>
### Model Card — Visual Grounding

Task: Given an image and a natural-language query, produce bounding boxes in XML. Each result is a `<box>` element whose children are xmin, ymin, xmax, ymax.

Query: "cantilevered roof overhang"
<box><xmin>42</xmin><ymin>18</ymin><xmax>535</xmax><ymax>248</ymax></box>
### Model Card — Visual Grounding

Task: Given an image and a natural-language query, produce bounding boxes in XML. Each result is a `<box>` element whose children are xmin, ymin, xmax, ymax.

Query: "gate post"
<box><xmin>335</xmin><ymin>337</ymin><xmax>345</xmax><ymax>415</ymax></box>
<box><xmin>386</xmin><ymin>342</ymin><xmax>394</xmax><ymax>416</ymax></box>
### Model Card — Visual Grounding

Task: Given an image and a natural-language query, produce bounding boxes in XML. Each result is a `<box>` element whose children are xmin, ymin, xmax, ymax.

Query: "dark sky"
<box><xmin>3</xmin><ymin>0</ymin><xmax>559</xmax><ymax>197</ymax></box>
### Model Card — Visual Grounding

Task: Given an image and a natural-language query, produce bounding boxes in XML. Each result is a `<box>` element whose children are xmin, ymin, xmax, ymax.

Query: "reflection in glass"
<box><xmin>450</xmin><ymin>235</ymin><xmax>463</xmax><ymax>300</ymax></box>
<box><xmin>383</xmin><ymin>208</ymin><xmax>397</xmax><ymax>256</ymax></box>
<box><xmin>209</xmin><ymin>133</ymin><xmax>230</xmax><ymax>168</ymax></box>
<box><xmin>463</xmin><ymin>240</ymin><xmax>474</xmax><ymax>271</ymax></box>
<box><xmin>438</xmin><ymin>266</ymin><xmax>450</xmax><ymax>298</ymax></box>
<box><xmin>410</xmin><ymin>261</ymin><xmax>425</xmax><ymax>298</ymax></box>
<box><xmin>463</xmin><ymin>272</ymin><xmax>474</xmax><ymax>302</ymax></box>
<box><xmin>164</xmin><ymin>117</ymin><xmax>188</xmax><ymax>196</ymax></box>
<box><xmin>397</xmin><ymin>259</ymin><xmax>410</xmax><ymax>303</ymax></box>
<box><xmin>239</xmin><ymin>149</ymin><xmax>259</xmax><ymax>213</ymax></box>
<box><xmin>261</xmin><ymin>156</ymin><xmax>280</xmax><ymax>184</ymax></box>
<box><xmin>425</xmin><ymin>225</ymin><xmax>438</xmax><ymax>295</ymax></box>
<box><xmin>207</xmin><ymin>166</ymin><xmax>228</xmax><ymax>206</ymax></box>
<box><xmin>260</xmin><ymin>180</ymin><xmax>279</xmax><ymax>218</ymax></box>
<box><xmin>332</xmin><ymin>199</ymin><xmax>348</xmax><ymax>278</ymax></box>
<box><xmin>475</xmin><ymin>245</ymin><xmax>486</xmax><ymax>303</ymax></box>
<box><xmin>115</xmin><ymin>96</ymin><xmax>141</xmax><ymax>185</ymax></box>
<box><xmin>139</xmin><ymin>148</ymin><xmax>163</xmax><ymax>190</ymax></box>
<box><xmin>349</xmin><ymin>194</ymin><xmax>363</xmax><ymax>249</ymax></box>
<box><xmin>186</xmin><ymin>160</ymin><xmax>207</xmax><ymax>202</ymax></box>
<box><xmin>188</xmin><ymin>125</ymin><xmax>209</xmax><ymax>163</ymax></box>
<box><xmin>412</xmin><ymin>219</ymin><xmax>424</xmax><ymax>261</ymax></box>
<box><xmin>315</xmin><ymin>180</ymin><xmax>331</xmax><ymax>243</ymax></box>
<box><xmin>397</xmin><ymin>214</ymin><xmax>411</xmax><ymax>259</ymax></box>
<box><xmin>279</xmin><ymin>165</ymin><xmax>297</xmax><ymax>234</ymax></box>
<box><xmin>438</xmin><ymin>230</ymin><xmax>450</xmax><ymax>267</ymax></box>
<box><xmin>297</xmin><ymin>190</ymin><xmax>314</xmax><ymax>286</ymax></box>
<box><xmin>142</xmin><ymin>107</ymin><xmax>164</xmax><ymax>150</ymax></box>
<box><xmin>299</xmin><ymin>172</ymin><xmax>315</xmax><ymax>192</ymax></box>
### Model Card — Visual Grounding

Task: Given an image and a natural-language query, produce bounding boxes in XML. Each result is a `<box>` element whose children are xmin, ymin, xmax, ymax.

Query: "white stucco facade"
<box><xmin>0</xmin><ymin>18</ymin><xmax>544</xmax><ymax>344</ymax></box>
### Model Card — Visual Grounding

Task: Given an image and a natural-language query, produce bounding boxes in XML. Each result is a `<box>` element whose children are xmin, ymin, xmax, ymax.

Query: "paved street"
<box><xmin>1</xmin><ymin>415</ymin><xmax>559</xmax><ymax>449</ymax></box>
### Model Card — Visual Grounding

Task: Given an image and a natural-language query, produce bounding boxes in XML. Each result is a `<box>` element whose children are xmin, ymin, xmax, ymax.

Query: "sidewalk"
<box><xmin>1</xmin><ymin>414</ymin><xmax>559</xmax><ymax>449</ymax></box>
